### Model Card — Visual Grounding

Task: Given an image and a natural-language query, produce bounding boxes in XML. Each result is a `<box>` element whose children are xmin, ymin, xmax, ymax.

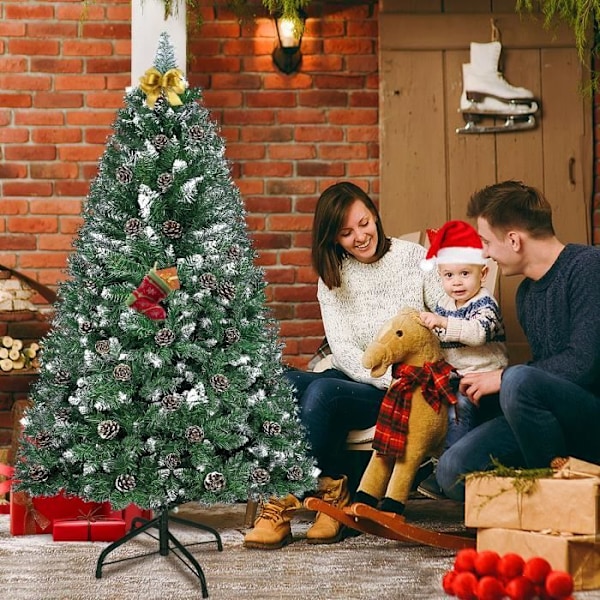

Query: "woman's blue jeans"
<box><xmin>284</xmin><ymin>368</ymin><xmax>384</xmax><ymax>477</ymax></box>
<box><xmin>437</xmin><ymin>365</ymin><xmax>600</xmax><ymax>501</ymax></box>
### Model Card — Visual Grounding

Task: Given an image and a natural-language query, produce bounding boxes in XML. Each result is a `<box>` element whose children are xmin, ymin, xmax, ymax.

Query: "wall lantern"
<box><xmin>272</xmin><ymin>10</ymin><xmax>307</xmax><ymax>75</ymax></box>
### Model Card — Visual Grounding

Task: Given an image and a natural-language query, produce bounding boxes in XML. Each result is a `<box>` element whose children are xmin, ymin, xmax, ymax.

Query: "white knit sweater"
<box><xmin>434</xmin><ymin>288</ymin><xmax>509</xmax><ymax>375</ymax></box>
<box><xmin>317</xmin><ymin>238</ymin><xmax>444</xmax><ymax>390</ymax></box>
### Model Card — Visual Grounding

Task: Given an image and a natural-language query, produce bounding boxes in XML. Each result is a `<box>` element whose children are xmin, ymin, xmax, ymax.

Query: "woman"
<box><xmin>244</xmin><ymin>182</ymin><xmax>443</xmax><ymax>549</ymax></box>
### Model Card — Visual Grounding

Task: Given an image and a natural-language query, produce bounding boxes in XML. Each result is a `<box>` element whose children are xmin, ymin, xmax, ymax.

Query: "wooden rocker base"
<box><xmin>304</xmin><ymin>497</ymin><xmax>406</xmax><ymax>541</ymax></box>
<box><xmin>304</xmin><ymin>498</ymin><xmax>475</xmax><ymax>550</ymax></box>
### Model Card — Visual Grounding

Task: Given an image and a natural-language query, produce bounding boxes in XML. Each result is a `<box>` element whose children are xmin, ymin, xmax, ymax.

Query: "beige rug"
<box><xmin>2</xmin><ymin>501</ymin><xmax>598</xmax><ymax>599</ymax></box>
<box><xmin>0</xmin><ymin>500</ymin><xmax>460</xmax><ymax>599</ymax></box>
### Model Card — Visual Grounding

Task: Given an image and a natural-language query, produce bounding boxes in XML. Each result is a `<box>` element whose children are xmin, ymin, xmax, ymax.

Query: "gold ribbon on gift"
<box><xmin>12</xmin><ymin>490</ymin><xmax>52</xmax><ymax>535</ymax></box>
<box><xmin>139</xmin><ymin>67</ymin><xmax>185</xmax><ymax>109</ymax></box>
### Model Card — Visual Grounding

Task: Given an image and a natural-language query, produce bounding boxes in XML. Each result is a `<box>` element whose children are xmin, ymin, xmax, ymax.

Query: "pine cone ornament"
<box><xmin>287</xmin><ymin>466</ymin><xmax>304</xmax><ymax>481</ymax></box>
<box><xmin>251</xmin><ymin>467</ymin><xmax>270</xmax><ymax>485</ymax></box>
<box><xmin>34</xmin><ymin>431</ymin><xmax>53</xmax><ymax>449</ymax></box>
<box><xmin>97</xmin><ymin>420</ymin><xmax>120</xmax><ymax>440</ymax></box>
<box><xmin>124</xmin><ymin>217</ymin><xmax>143</xmax><ymax>236</ymax></box>
<box><xmin>54</xmin><ymin>370</ymin><xmax>70</xmax><ymax>385</ymax></box>
<box><xmin>162</xmin><ymin>220</ymin><xmax>182</xmax><ymax>239</ymax></box>
<box><xmin>113</xmin><ymin>363</ymin><xmax>132</xmax><ymax>382</ymax></box>
<box><xmin>203</xmin><ymin>471</ymin><xmax>226</xmax><ymax>492</ymax></box>
<box><xmin>116</xmin><ymin>166</ymin><xmax>133</xmax><ymax>184</ymax></box>
<box><xmin>163</xmin><ymin>453</ymin><xmax>181</xmax><ymax>469</ymax></box>
<box><xmin>223</xmin><ymin>327</ymin><xmax>241</xmax><ymax>345</ymax></box>
<box><xmin>153</xmin><ymin>134</ymin><xmax>169</xmax><ymax>151</ymax></box>
<box><xmin>115</xmin><ymin>474</ymin><xmax>137</xmax><ymax>492</ymax></box>
<box><xmin>157</xmin><ymin>172</ymin><xmax>174</xmax><ymax>193</ymax></box>
<box><xmin>227</xmin><ymin>244</ymin><xmax>242</xmax><ymax>260</ymax></box>
<box><xmin>217</xmin><ymin>281</ymin><xmax>236</xmax><ymax>302</ymax></box>
<box><xmin>199</xmin><ymin>273</ymin><xmax>217</xmax><ymax>290</ymax></box>
<box><xmin>189</xmin><ymin>125</ymin><xmax>204</xmax><ymax>141</ymax></box>
<box><xmin>262</xmin><ymin>421</ymin><xmax>282</xmax><ymax>436</ymax></box>
<box><xmin>161</xmin><ymin>393</ymin><xmax>182</xmax><ymax>410</ymax></box>
<box><xmin>55</xmin><ymin>408</ymin><xmax>70</xmax><ymax>424</ymax></box>
<box><xmin>28</xmin><ymin>464</ymin><xmax>50</xmax><ymax>482</ymax></box>
<box><xmin>185</xmin><ymin>425</ymin><xmax>205</xmax><ymax>443</ymax></box>
<box><xmin>95</xmin><ymin>340</ymin><xmax>110</xmax><ymax>355</ymax></box>
<box><xmin>210</xmin><ymin>374</ymin><xmax>230</xmax><ymax>392</ymax></box>
<box><xmin>155</xmin><ymin>328</ymin><xmax>176</xmax><ymax>347</ymax></box>
<box><xmin>79</xmin><ymin>320</ymin><xmax>94</xmax><ymax>334</ymax></box>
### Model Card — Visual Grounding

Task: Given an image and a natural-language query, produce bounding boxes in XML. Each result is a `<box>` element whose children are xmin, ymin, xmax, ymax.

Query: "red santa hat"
<box><xmin>420</xmin><ymin>220</ymin><xmax>486</xmax><ymax>271</ymax></box>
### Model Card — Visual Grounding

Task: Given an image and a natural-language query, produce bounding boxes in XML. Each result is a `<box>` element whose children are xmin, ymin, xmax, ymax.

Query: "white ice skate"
<box><xmin>457</xmin><ymin>41</ymin><xmax>539</xmax><ymax>134</ymax></box>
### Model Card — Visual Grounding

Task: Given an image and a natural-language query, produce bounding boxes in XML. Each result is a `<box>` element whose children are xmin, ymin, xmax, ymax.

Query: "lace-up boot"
<box><xmin>305</xmin><ymin>475</ymin><xmax>350</xmax><ymax>544</ymax></box>
<box><xmin>243</xmin><ymin>494</ymin><xmax>301</xmax><ymax>549</ymax></box>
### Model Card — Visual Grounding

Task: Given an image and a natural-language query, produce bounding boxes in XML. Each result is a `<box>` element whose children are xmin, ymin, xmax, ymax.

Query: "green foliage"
<box><xmin>517</xmin><ymin>0</ymin><xmax>600</xmax><ymax>90</ymax></box>
<box><xmin>14</xmin><ymin>33</ymin><xmax>317</xmax><ymax>510</ymax></box>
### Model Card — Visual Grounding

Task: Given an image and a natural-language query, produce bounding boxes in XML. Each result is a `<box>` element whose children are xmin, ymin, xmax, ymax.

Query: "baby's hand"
<box><xmin>419</xmin><ymin>311</ymin><xmax>439</xmax><ymax>330</ymax></box>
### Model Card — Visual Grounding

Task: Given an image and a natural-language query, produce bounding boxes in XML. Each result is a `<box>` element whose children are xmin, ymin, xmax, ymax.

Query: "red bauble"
<box><xmin>442</xmin><ymin>570</ymin><xmax>457</xmax><ymax>595</ymax></box>
<box><xmin>523</xmin><ymin>556</ymin><xmax>552</xmax><ymax>585</ymax></box>
<box><xmin>452</xmin><ymin>571</ymin><xmax>478</xmax><ymax>600</ymax></box>
<box><xmin>498</xmin><ymin>553</ymin><xmax>525</xmax><ymax>581</ymax></box>
<box><xmin>477</xmin><ymin>575</ymin><xmax>505</xmax><ymax>600</ymax></box>
<box><xmin>454</xmin><ymin>548</ymin><xmax>479</xmax><ymax>573</ymax></box>
<box><xmin>475</xmin><ymin>550</ymin><xmax>501</xmax><ymax>577</ymax></box>
<box><xmin>545</xmin><ymin>571</ymin><xmax>574</xmax><ymax>599</ymax></box>
<box><xmin>505</xmin><ymin>575</ymin><xmax>535</xmax><ymax>600</ymax></box>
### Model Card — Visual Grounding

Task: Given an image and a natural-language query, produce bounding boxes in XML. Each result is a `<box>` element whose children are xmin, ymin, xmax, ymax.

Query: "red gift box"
<box><xmin>120</xmin><ymin>503</ymin><xmax>153</xmax><ymax>530</ymax></box>
<box><xmin>10</xmin><ymin>490</ymin><xmax>110</xmax><ymax>536</ymax></box>
<box><xmin>53</xmin><ymin>516</ymin><xmax>127</xmax><ymax>542</ymax></box>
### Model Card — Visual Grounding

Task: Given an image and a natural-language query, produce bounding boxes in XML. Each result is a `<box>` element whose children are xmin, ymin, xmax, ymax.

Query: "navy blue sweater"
<box><xmin>516</xmin><ymin>244</ymin><xmax>600</xmax><ymax>396</ymax></box>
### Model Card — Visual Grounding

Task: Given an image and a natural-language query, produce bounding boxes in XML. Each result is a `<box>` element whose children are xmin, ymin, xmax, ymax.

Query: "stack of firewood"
<box><xmin>0</xmin><ymin>336</ymin><xmax>40</xmax><ymax>372</ymax></box>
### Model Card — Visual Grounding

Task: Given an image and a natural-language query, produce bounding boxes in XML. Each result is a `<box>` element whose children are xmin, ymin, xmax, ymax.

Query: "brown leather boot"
<box><xmin>305</xmin><ymin>475</ymin><xmax>350</xmax><ymax>544</ymax></box>
<box><xmin>243</xmin><ymin>494</ymin><xmax>301</xmax><ymax>550</ymax></box>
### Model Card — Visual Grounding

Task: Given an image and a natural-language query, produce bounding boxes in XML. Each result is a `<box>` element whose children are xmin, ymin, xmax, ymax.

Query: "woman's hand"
<box><xmin>459</xmin><ymin>369</ymin><xmax>503</xmax><ymax>406</ymax></box>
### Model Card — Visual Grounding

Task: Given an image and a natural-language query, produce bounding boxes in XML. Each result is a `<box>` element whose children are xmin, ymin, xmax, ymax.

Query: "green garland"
<box><xmin>516</xmin><ymin>0</ymin><xmax>600</xmax><ymax>89</ymax></box>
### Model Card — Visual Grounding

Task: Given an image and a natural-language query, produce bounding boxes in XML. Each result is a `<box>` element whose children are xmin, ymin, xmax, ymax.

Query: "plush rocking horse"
<box><xmin>305</xmin><ymin>307</ymin><xmax>475</xmax><ymax>549</ymax></box>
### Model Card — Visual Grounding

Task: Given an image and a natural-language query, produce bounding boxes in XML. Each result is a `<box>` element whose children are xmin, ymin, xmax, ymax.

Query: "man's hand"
<box><xmin>459</xmin><ymin>369</ymin><xmax>503</xmax><ymax>406</ymax></box>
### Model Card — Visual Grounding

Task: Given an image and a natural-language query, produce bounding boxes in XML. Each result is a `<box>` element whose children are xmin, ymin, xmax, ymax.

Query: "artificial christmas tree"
<box><xmin>14</xmin><ymin>32</ymin><xmax>316</xmax><ymax>519</ymax></box>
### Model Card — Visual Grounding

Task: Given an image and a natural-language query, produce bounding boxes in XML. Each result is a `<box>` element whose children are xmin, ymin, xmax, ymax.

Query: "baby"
<box><xmin>417</xmin><ymin>220</ymin><xmax>508</xmax><ymax>498</ymax></box>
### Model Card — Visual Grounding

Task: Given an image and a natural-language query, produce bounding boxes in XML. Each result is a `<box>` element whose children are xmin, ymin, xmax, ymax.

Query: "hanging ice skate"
<box><xmin>457</xmin><ymin>40</ymin><xmax>540</xmax><ymax>135</ymax></box>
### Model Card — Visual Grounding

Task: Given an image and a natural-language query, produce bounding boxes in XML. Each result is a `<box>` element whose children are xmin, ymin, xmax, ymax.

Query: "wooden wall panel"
<box><xmin>445</xmin><ymin>49</ymin><xmax>497</xmax><ymax>222</ymax></box>
<box><xmin>540</xmin><ymin>48</ymin><xmax>591</xmax><ymax>245</ymax></box>
<box><xmin>380</xmin><ymin>51</ymin><xmax>447</xmax><ymax>236</ymax></box>
<box><xmin>380</xmin><ymin>15</ymin><xmax>576</xmax><ymax>50</ymax></box>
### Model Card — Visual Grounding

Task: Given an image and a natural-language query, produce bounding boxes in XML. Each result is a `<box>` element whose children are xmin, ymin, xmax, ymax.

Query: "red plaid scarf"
<box><xmin>372</xmin><ymin>359</ymin><xmax>457</xmax><ymax>458</ymax></box>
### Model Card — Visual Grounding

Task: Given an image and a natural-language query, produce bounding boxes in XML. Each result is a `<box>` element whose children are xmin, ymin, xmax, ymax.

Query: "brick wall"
<box><xmin>0</xmin><ymin>0</ymin><xmax>379</xmax><ymax>370</ymax></box>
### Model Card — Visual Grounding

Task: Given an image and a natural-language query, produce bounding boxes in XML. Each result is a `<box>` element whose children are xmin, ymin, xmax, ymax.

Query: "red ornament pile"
<box><xmin>442</xmin><ymin>549</ymin><xmax>575</xmax><ymax>600</ymax></box>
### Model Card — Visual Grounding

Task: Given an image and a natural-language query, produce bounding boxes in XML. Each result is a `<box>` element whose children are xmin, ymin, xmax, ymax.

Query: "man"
<box><xmin>436</xmin><ymin>180</ymin><xmax>600</xmax><ymax>501</ymax></box>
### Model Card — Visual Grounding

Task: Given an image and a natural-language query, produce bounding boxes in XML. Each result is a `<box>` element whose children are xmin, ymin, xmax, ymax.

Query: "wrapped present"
<box><xmin>120</xmin><ymin>503</ymin><xmax>153</xmax><ymax>530</ymax></box>
<box><xmin>10</xmin><ymin>490</ymin><xmax>110</xmax><ymax>536</ymax></box>
<box><xmin>477</xmin><ymin>527</ymin><xmax>600</xmax><ymax>591</ymax></box>
<box><xmin>465</xmin><ymin>459</ymin><xmax>600</xmax><ymax>535</ymax></box>
<box><xmin>0</xmin><ymin>461</ymin><xmax>14</xmax><ymax>514</ymax></box>
<box><xmin>53</xmin><ymin>512</ymin><xmax>127</xmax><ymax>542</ymax></box>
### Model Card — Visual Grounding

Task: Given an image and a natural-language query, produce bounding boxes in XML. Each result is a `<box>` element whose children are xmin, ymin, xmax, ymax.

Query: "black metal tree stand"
<box><xmin>95</xmin><ymin>505</ymin><xmax>223</xmax><ymax>598</ymax></box>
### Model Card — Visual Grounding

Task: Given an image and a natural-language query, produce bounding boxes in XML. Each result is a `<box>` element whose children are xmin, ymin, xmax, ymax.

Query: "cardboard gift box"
<box><xmin>465</xmin><ymin>463</ymin><xmax>600</xmax><ymax>534</ymax></box>
<box><xmin>53</xmin><ymin>516</ymin><xmax>127</xmax><ymax>542</ymax></box>
<box><xmin>10</xmin><ymin>490</ymin><xmax>110</xmax><ymax>536</ymax></box>
<box><xmin>477</xmin><ymin>527</ymin><xmax>600</xmax><ymax>592</ymax></box>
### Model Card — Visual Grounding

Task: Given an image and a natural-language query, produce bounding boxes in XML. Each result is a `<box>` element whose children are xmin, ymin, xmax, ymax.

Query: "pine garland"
<box><xmin>517</xmin><ymin>0</ymin><xmax>600</xmax><ymax>89</ymax></box>
<box><xmin>465</xmin><ymin>458</ymin><xmax>554</xmax><ymax>497</ymax></box>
